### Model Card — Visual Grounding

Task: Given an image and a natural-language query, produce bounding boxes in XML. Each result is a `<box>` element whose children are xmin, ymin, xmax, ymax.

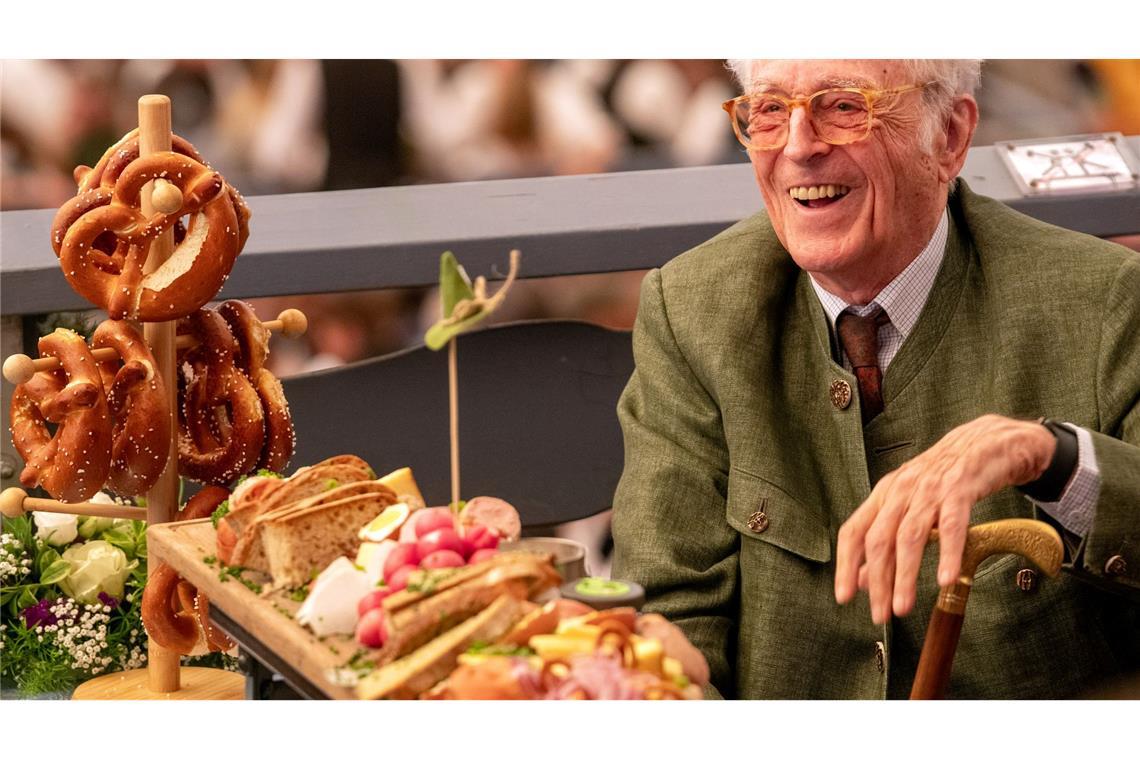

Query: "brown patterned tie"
<box><xmin>836</xmin><ymin>306</ymin><xmax>891</xmax><ymax>424</ymax></box>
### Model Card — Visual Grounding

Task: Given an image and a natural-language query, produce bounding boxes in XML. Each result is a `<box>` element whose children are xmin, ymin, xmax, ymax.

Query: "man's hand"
<box><xmin>834</xmin><ymin>414</ymin><xmax>1056</xmax><ymax>624</ymax></box>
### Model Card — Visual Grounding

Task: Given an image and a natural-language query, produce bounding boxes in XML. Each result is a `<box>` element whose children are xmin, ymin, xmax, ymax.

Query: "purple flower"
<box><xmin>21</xmin><ymin>598</ymin><xmax>58</xmax><ymax>629</ymax></box>
<box><xmin>97</xmin><ymin>591</ymin><xmax>120</xmax><ymax>609</ymax></box>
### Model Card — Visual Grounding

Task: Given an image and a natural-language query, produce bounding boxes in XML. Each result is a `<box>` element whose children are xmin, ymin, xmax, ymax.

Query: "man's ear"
<box><xmin>938</xmin><ymin>95</ymin><xmax>979</xmax><ymax>183</ymax></box>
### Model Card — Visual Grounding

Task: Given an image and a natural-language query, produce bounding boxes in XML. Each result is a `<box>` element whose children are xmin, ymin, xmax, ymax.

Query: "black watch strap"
<box><xmin>1017</xmin><ymin>418</ymin><xmax>1079</xmax><ymax>502</ymax></box>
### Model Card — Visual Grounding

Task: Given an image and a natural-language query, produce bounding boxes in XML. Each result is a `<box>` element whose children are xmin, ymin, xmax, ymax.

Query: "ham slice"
<box><xmin>461</xmin><ymin>496</ymin><xmax>521</xmax><ymax>541</ymax></box>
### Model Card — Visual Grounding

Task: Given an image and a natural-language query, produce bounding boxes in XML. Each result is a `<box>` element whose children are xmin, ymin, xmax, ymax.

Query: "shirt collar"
<box><xmin>808</xmin><ymin>208</ymin><xmax>949</xmax><ymax>341</ymax></box>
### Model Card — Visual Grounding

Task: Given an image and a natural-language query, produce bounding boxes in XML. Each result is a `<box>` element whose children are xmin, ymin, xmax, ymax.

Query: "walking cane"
<box><xmin>910</xmin><ymin>518</ymin><xmax>1063</xmax><ymax>699</ymax></box>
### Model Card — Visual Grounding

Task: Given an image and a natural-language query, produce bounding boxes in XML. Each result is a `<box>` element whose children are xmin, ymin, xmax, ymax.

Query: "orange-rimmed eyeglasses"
<box><xmin>722</xmin><ymin>83</ymin><xmax>933</xmax><ymax>151</ymax></box>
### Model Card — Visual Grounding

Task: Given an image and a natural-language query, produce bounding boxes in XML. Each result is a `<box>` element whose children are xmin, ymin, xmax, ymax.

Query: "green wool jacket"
<box><xmin>611</xmin><ymin>180</ymin><xmax>1140</xmax><ymax>699</ymax></box>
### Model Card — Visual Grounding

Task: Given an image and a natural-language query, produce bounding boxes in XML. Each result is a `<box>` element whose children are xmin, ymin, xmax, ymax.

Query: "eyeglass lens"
<box><xmin>734</xmin><ymin>90</ymin><xmax>872</xmax><ymax>148</ymax></box>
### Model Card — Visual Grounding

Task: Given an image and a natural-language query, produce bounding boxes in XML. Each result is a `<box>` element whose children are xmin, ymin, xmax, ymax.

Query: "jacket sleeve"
<box><xmin>1072</xmin><ymin>253</ymin><xmax>1140</xmax><ymax>597</ymax></box>
<box><xmin>610</xmin><ymin>268</ymin><xmax>740</xmax><ymax>698</ymax></box>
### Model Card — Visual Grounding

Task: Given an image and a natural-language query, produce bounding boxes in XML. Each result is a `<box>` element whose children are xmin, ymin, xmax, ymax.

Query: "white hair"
<box><xmin>725</xmin><ymin>59</ymin><xmax>982</xmax><ymax>147</ymax></box>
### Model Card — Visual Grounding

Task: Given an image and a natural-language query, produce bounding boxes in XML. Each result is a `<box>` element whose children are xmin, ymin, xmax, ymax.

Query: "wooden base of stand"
<box><xmin>71</xmin><ymin>667</ymin><xmax>244</xmax><ymax>700</ymax></box>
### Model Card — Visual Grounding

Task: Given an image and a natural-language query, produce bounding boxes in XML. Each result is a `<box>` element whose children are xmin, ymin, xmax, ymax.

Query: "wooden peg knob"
<box><xmin>151</xmin><ymin>179</ymin><xmax>183</xmax><ymax>215</ymax></box>
<box><xmin>0</xmin><ymin>487</ymin><xmax>28</xmax><ymax>518</ymax></box>
<box><xmin>276</xmin><ymin>309</ymin><xmax>308</xmax><ymax>338</ymax></box>
<box><xmin>3</xmin><ymin>354</ymin><xmax>36</xmax><ymax>385</ymax></box>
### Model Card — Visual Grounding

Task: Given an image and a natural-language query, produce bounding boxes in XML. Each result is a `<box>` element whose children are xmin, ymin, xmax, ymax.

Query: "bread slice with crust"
<box><xmin>356</xmin><ymin>593</ymin><xmax>527</xmax><ymax>700</ymax></box>
<box><xmin>260</xmin><ymin>486</ymin><xmax>397</xmax><ymax>588</ymax></box>
<box><xmin>222</xmin><ymin>456</ymin><xmax>375</xmax><ymax>568</ymax></box>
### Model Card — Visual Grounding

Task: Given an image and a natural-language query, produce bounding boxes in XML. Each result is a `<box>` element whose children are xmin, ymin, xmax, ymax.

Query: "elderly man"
<box><xmin>611</xmin><ymin>59</ymin><xmax>1140</xmax><ymax>699</ymax></box>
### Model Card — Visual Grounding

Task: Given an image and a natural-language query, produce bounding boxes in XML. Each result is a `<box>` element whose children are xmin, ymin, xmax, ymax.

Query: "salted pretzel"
<box><xmin>53</xmin><ymin>131</ymin><xmax>251</xmax><ymax>322</ymax></box>
<box><xmin>8</xmin><ymin>329</ymin><xmax>113</xmax><ymax>502</ymax></box>
<box><xmin>91</xmin><ymin>319</ymin><xmax>171</xmax><ymax>496</ymax></box>
<box><xmin>142</xmin><ymin>486</ymin><xmax>235</xmax><ymax>655</ymax></box>
<box><xmin>177</xmin><ymin>309</ymin><xmax>265</xmax><ymax>485</ymax></box>
<box><xmin>216</xmin><ymin>300</ymin><xmax>295</xmax><ymax>472</ymax></box>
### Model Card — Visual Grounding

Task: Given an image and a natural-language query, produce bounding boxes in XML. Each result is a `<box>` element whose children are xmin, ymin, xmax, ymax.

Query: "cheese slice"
<box><xmin>377</xmin><ymin>467</ymin><xmax>425</xmax><ymax>511</ymax></box>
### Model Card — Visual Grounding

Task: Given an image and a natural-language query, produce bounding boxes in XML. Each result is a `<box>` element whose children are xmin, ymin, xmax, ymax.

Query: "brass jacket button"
<box><xmin>1105</xmin><ymin>555</ymin><xmax>1128</xmax><ymax>577</ymax></box>
<box><xmin>747</xmin><ymin>510</ymin><xmax>769</xmax><ymax>534</ymax></box>
<box><xmin>1016</xmin><ymin>568</ymin><xmax>1038</xmax><ymax>592</ymax></box>
<box><xmin>875</xmin><ymin>641</ymin><xmax>886</xmax><ymax>673</ymax></box>
<box><xmin>830</xmin><ymin>379</ymin><xmax>852</xmax><ymax>410</ymax></box>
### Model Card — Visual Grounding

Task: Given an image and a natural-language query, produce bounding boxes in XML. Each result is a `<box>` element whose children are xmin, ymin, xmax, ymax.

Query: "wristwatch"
<box><xmin>1017</xmin><ymin>418</ymin><xmax>1079</xmax><ymax>502</ymax></box>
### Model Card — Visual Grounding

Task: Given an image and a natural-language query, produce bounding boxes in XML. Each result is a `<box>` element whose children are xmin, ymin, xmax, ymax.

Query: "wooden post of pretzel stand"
<box><xmin>69</xmin><ymin>95</ymin><xmax>245</xmax><ymax>700</ymax></box>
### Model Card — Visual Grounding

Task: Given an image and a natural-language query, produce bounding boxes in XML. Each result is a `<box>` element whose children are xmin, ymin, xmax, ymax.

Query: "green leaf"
<box><xmin>102</xmin><ymin>527</ymin><xmax>137</xmax><ymax>559</ymax></box>
<box><xmin>37</xmin><ymin>546</ymin><xmax>62</xmax><ymax>576</ymax></box>
<box><xmin>17</xmin><ymin>588</ymin><xmax>37</xmax><ymax>610</ymax></box>
<box><xmin>39</xmin><ymin>559</ymin><xmax>72</xmax><ymax>586</ymax></box>
<box><xmin>102</xmin><ymin>527</ymin><xmax>133</xmax><ymax>546</ymax></box>
<box><xmin>440</xmin><ymin>251</ymin><xmax>474</xmax><ymax>319</ymax></box>
<box><xmin>3</xmin><ymin>514</ymin><xmax>34</xmax><ymax>548</ymax></box>
<box><xmin>424</xmin><ymin>308</ymin><xmax>490</xmax><ymax>351</ymax></box>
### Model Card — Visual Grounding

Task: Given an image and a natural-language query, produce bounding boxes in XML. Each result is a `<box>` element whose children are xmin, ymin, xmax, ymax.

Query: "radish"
<box><xmin>383</xmin><ymin>543</ymin><xmax>419</xmax><ymax>582</ymax></box>
<box><xmin>357</xmin><ymin>587</ymin><xmax>395</xmax><ymax>617</ymax></box>
<box><xmin>468</xmin><ymin>548</ymin><xmax>498</xmax><ymax>565</ymax></box>
<box><xmin>420</xmin><ymin>549</ymin><xmax>466</xmax><ymax>569</ymax></box>
<box><xmin>414</xmin><ymin>507</ymin><xmax>458</xmax><ymax>538</ymax></box>
<box><xmin>386</xmin><ymin>564</ymin><xmax>418</xmax><ymax>592</ymax></box>
<box><xmin>416</xmin><ymin>528</ymin><xmax>465</xmax><ymax>560</ymax></box>
<box><xmin>356</xmin><ymin>608</ymin><xmax>389</xmax><ymax>648</ymax></box>
<box><xmin>464</xmin><ymin>524</ymin><xmax>499</xmax><ymax>552</ymax></box>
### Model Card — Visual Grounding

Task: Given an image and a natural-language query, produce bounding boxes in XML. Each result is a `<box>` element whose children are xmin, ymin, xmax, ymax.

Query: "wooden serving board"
<box><xmin>146</xmin><ymin>517</ymin><xmax>362</xmax><ymax>699</ymax></box>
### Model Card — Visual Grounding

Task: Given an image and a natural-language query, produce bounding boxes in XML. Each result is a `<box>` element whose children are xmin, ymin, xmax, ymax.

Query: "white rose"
<box><xmin>33</xmin><ymin>511</ymin><xmax>79</xmax><ymax>546</ymax></box>
<box><xmin>59</xmin><ymin>540</ymin><xmax>134</xmax><ymax>603</ymax></box>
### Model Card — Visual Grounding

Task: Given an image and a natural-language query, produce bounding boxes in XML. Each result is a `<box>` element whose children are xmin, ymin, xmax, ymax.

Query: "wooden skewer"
<box><xmin>0</xmin><ymin>487</ymin><xmax>148</xmax><ymax>521</ymax></box>
<box><xmin>2</xmin><ymin>308</ymin><xmax>307</xmax><ymax>384</ymax></box>
<box><xmin>449</xmin><ymin>337</ymin><xmax>460</xmax><ymax>510</ymax></box>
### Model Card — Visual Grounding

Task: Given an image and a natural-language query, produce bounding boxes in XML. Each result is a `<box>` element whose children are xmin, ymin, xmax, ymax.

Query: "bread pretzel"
<box><xmin>54</xmin><ymin>133</ymin><xmax>251</xmax><ymax>322</ymax></box>
<box><xmin>176</xmin><ymin>309</ymin><xmax>265</xmax><ymax>485</ymax></box>
<box><xmin>216</xmin><ymin>300</ymin><xmax>295</xmax><ymax>472</ymax></box>
<box><xmin>8</xmin><ymin>329</ymin><xmax>113</xmax><ymax>502</ymax></box>
<box><xmin>51</xmin><ymin>131</ymin><xmax>209</xmax><ymax>257</ymax></box>
<box><xmin>92</xmin><ymin>319</ymin><xmax>171</xmax><ymax>496</ymax></box>
<box><xmin>142</xmin><ymin>563</ymin><xmax>201</xmax><ymax>654</ymax></box>
<box><xmin>141</xmin><ymin>486</ymin><xmax>234</xmax><ymax>655</ymax></box>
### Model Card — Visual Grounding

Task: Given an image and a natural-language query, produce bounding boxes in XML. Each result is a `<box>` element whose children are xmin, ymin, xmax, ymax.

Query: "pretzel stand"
<box><xmin>0</xmin><ymin>95</ymin><xmax>305</xmax><ymax>699</ymax></box>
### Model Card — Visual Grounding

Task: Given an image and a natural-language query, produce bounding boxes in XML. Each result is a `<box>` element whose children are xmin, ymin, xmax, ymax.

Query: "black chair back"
<box><xmin>281</xmin><ymin>320</ymin><xmax>633</xmax><ymax>528</ymax></box>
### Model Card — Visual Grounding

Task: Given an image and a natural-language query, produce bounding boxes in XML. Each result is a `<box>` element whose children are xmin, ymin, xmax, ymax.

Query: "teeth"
<box><xmin>789</xmin><ymin>185</ymin><xmax>850</xmax><ymax>201</ymax></box>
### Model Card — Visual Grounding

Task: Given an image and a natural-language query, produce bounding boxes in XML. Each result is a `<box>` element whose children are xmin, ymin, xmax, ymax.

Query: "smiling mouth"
<box><xmin>788</xmin><ymin>184</ymin><xmax>850</xmax><ymax>209</ymax></box>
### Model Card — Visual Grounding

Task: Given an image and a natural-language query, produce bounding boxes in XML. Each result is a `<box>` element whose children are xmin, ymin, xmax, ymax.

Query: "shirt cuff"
<box><xmin>1030</xmin><ymin>423</ymin><xmax>1099</xmax><ymax>537</ymax></box>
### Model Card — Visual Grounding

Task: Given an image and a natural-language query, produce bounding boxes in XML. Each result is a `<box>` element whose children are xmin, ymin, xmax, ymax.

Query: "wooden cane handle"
<box><xmin>2</xmin><ymin>308</ymin><xmax>308</xmax><ymax>384</ymax></box>
<box><xmin>910</xmin><ymin>519</ymin><xmax>1063</xmax><ymax>700</ymax></box>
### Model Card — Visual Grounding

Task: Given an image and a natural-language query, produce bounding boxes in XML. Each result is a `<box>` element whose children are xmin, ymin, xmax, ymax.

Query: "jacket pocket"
<box><xmin>725</xmin><ymin>466</ymin><xmax>832</xmax><ymax>563</ymax></box>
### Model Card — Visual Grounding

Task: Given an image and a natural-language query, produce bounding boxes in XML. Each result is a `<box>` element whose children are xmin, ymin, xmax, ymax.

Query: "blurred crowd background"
<box><xmin>3</xmin><ymin>59</ymin><xmax>1139</xmax><ymax>575</ymax></box>
<box><xmin>4</xmin><ymin>59</ymin><xmax>1140</xmax><ymax>377</ymax></box>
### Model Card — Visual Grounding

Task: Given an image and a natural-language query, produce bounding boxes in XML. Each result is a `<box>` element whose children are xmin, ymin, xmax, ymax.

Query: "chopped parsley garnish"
<box><xmin>347</xmin><ymin>649</ymin><xmax>377</xmax><ymax>676</ymax></box>
<box><xmin>235</xmin><ymin>469</ymin><xmax>284</xmax><ymax>487</ymax></box>
<box><xmin>202</xmin><ymin>555</ymin><xmax>217</xmax><ymax>566</ymax></box>
<box><xmin>239</xmin><ymin>577</ymin><xmax>263</xmax><ymax>594</ymax></box>
<box><xmin>210</xmin><ymin>501</ymin><xmax>230</xmax><ymax>528</ymax></box>
<box><xmin>216</xmin><ymin>561</ymin><xmax>261</xmax><ymax>593</ymax></box>
<box><xmin>287</xmin><ymin>585</ymin><xmax>310</xmax><ymax>602</ymax></box>
<box><xmin>466</xmin><ymin>641</ymin><xmax>536</xmax><ymax>657</ymax></box>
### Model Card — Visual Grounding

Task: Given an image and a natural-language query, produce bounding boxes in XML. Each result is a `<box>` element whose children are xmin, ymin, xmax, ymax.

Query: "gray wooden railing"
<box><xmin>3</xmin><ymin>139</ymin><xmax>1139</xmax><ymax>491</ymax></box>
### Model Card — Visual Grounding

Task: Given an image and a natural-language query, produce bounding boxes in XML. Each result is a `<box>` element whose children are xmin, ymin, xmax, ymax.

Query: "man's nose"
<box><xmin>782</xmin><ymin>107</ymin><xmax>830</xmax><ymax>162</ymax></box>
